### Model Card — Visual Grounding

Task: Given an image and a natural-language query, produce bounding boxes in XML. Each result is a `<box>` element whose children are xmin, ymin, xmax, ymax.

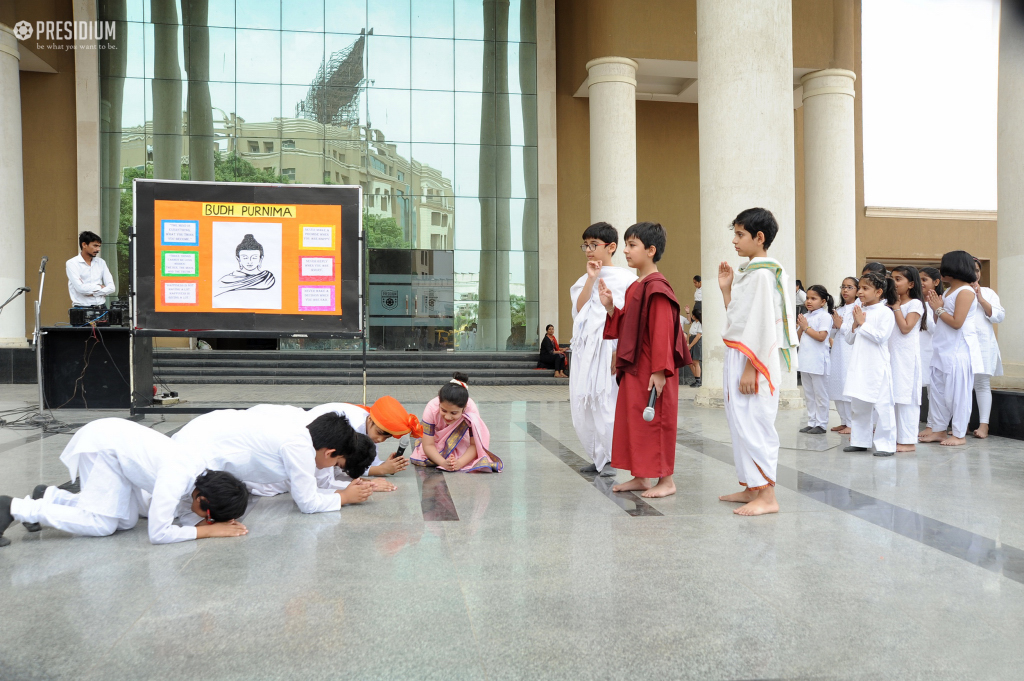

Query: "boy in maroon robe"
<box><xmin>598</xmin><ymin>222</ymin><xmax>690</xmax><ymax>498</ymax></box>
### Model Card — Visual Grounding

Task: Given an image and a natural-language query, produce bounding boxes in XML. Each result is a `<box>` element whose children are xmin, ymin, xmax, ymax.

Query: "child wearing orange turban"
<box><xmin>366</xmin><ymin>396</ymin><xmax>424</xmax><ymax>439</ymax></box>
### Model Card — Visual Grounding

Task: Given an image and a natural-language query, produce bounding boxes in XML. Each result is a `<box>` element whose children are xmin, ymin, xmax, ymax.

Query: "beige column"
<box><xmin>586</xmin><ymin>57</ymin><xmax>637</xmax><ymax>268</ymax></box>
<box><xmin>536</xmin><ymin>0</ymin><xmax>559</xmax><ymax>340</ymax></box>
<box><xmin>801</xmin><ymin>69</ymin><xmax>857</xmax><ymax>290</ymax></box>
<box><xmin>0</xmin><ymin>24</ymin><xmax>27</xmax><ymax>345</ymax></box>
<box><xmin>996</xmin><ymin>0</ymin><xmax>1024</xmax><ymax>388</ymax></box>
<box><xmin>695</xmin><ymin>0</ymin><xmax>800</xmax><ymax>408</ymax></box>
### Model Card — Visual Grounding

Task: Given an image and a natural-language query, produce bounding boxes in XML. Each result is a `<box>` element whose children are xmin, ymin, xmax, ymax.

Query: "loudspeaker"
<box><xmin>42</xmin><ymin>327</ymin><xmax>151</xmax><ymax>409</ymax></box>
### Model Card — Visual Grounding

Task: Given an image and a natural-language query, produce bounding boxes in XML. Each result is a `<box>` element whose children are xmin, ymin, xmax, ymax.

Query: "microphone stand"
<box><xmin>28</xmin><ymin>257</ymin><xmax>52</xmax><ymax>426</ymax></box>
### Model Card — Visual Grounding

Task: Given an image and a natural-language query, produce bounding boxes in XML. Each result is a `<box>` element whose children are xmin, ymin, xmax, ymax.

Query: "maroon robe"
<box><xmin>603</xmin><ymin>273</ymin><xmax>690</xmax><ymax>478</ymax></box>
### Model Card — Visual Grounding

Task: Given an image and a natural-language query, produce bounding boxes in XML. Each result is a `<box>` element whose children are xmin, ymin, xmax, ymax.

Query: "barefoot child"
<box><xmin>717</xmin><ymin>208</ymin><xmax>797</xmax><ymax>516</ymax></box>
<box><xmin>829</xmin><ymin>277</ymin><xmax>859</xmax><ymax>434</ymax></box>
<box><xmin>569</xmin><ymin>222</ymin><xmax>636</xmax><ymax>476</ymax></box>
<box><xmin>687</xmin><ymin>307</ymin><xmax>703</xmax><ymax>388</ymax></box>
<box><xmin>843</xmin><ymin>272</ymin><xmax>897</xmax><ymax>457</ymax></box>
<box><xmin>969</xmin><ymin>257</ymin><xmax>1004</xmax><ymax>439</ymax></box>
<box><xmin>797</xmin><ymin>285</ymin><xmax>834</xmax><ymax>434</ymax></box>
<box><xmin>599</xmin><ymin>222</ymin><xmax>689</xmax><ymax>498</ymax></box>
<box><xmin>412</xmin><ymin>372</ymin><xmax>503</xmax><ymax>472</ymax></box>
<box><xmin>0</xmin><ymin>419</ymin><xmax>250</xmax><ymax>546</ymax></box>
<box><xmin>919</xmin><ymin>251</ymin><xmax>984</xmax><ymax>447</ymax></box>
<box><xmin>889</xmin><ymin>266</ymin><xmax>925</xmax><ymax>452</ymax></box>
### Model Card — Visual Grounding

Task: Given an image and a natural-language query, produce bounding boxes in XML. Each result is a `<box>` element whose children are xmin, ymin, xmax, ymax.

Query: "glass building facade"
<box><xmin>98</xmin><ymin>0</ymin><xmax>539</xmax><ymax>352</ymax></box>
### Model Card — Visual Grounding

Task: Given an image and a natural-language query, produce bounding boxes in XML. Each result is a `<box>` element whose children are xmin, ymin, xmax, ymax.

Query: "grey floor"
<box><xmin>1</xmin><ymin>382</ymin><xmax>1023</xmax><ymax>680</ymax></box>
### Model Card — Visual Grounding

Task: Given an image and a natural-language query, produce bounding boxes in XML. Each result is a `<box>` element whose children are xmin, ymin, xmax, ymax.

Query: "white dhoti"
<box><xmin>928</xmin><ymin>358</ymin><xmax>974</xmax><ymax>438</ymax></box>
<box><xmin>895</xmin><ymin>403</ymin><xmax>921</xmax><ymax>444</ymax></box>
<box><xmin>801</xmin><ymin>372</ymin><xmax>829</xmax><ymax>429</ymax></box>
<box><xmin>11</xmin><ymin>484</ymin><xmax>140</xmax><ymax>537</ymax></box>
<box><xmin>569</xmin><ymin>386</ymin><xmax>617</xmax><ymax>470</ymax></box>
<box><xmin>851</xmin><ymin>398</ymin><xmax>896</xmax><ymax>452</ymax></box>
<box><xmin>723</xmin><ymin>348</ymin><xmax>779</xmax><ymax>490</ymax></box>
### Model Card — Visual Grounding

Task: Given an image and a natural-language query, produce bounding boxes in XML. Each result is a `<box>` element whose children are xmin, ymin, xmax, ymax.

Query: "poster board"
<box><xmin>132</xmin><ymin>180</ymin><xmax>362</xmax><ymax>336</ymax></box>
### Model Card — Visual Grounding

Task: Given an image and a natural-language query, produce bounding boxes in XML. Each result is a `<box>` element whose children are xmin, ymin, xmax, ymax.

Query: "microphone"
<box><xmin>39</xmin><ymin>256</ymin><xmax>48</xmax><ymax>273</ymax></box>
<box><xmin>19</xmin><ymin>287</ymin><xmax>30</xmax><ymax>293</ymax></box>
<box><xmin>393</xmin><ymin>434</ymin><xmax>410</xmax><ymax>459</ymax></box>
<box><xmin>643</xmin><ymin>389</ymin><xmax>657</xmax><ymax>422</ymax></box>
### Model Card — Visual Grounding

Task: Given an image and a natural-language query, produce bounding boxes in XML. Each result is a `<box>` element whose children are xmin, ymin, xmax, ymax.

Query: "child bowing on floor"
<box><xmin>411</xmin><ymin>372</ymin><xmax>503</xmax><ymax>472</ymax></box>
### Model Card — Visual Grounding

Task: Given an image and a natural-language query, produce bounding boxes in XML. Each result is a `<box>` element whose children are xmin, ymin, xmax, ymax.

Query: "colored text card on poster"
<box><xmin>298</xmin><ymin>286</ymin><xmax>335</xmax><ymax>312</ymax></box>
<box><xmin>300</xmin><ymin>256</ymin><xmax>335</xmax><ymax>281</ymax></box>
<box><xmin>161</xmin><ymin>220</ymin><xmax>199</xmax><ymax>246</ymax></box>
<box><xmin>162</xmin><ymin>251</ymin><xmax>198</xmax><ymax>277</ymax></box>
<box><xmin>164</xmin><ymin>281</ymin><xmax>197</xmax><ymax>305</ymax></box>
<box><xmin>301</xmin><ymin>225</ymin><xmax>334</xmax><ymax>249</ymax></box>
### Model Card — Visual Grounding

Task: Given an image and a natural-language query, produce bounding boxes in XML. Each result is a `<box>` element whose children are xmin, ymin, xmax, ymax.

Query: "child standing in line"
<box><xmin>889</xmin><ymin>266</ymin><xmax>925</xmax><ymax>452</ymax></box>
<box><xmin>717</xmin><ymin>208</ymin><xmax>797</xmax><ymax>516</ymax></box>
<box><xmin>918</xmin><ymin>267</ymin><xmax>943</xmax><ymax>397</ymax></box>
<box><xmin>843</xmin><ymin>272</ymin><xmax>897</xmax><ymax>457</ymax></box>
<box><xmin>599</xmin><ymin>222</ymin><xmax>689</xmax><ymax>498</ymax></box>
<box><xmin>687</xmin><ymin>307</ymin><xmax>703</xmax><ymax>388</ymax></box>
<box><xmin>969</xmin><ymin>258</ymin><xmax>1004</xmax><ymax>439</ymax></box>
<box><xmin>412</xmin><ymin>372</ymin><xmax>503</xmax><ymax>472</ymax></box>
<box><xmin>919</xmin><ymin>251</ymin><xmax>984</xmax><ymax>446</ymax></box>
<box><xmin>829</xmin><ymin>277</ymin><xmax>859</xmax><ymax>434</ymax></box>
<box><xmin>797</xmin><ymin>285</ymin><xmax>834</xmax><ymax>434</ymax></box>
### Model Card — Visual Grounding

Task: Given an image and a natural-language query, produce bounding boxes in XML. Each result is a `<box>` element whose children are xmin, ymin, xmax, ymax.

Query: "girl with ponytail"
<box><xmin>796</xmin><ymin>285</ymin><xmax>834</xmax><ymax>434</ymax></box>
<box><xmin>889</xmin><ymin>266</ymin><xmax>925</xmax><ymax>452</ymax></box>
<box><xmin>411</xmin><ymin>372</ymin><xmax>503</xmax><ymax>472</ymax></box>
<box><xmin>842</xmin><ymin>272</ymin><xmax>898</xmax><ymax>456</ymax></box>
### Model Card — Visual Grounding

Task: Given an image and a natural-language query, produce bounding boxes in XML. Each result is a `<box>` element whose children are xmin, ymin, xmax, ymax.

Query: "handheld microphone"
<box><xmin>393</xmin><ymin>434</ymin><xmax>410</xmax><ymax>459</ymax></box>
<box><xmin>643</xmin><ymin>389</ymin><xmax>657</xmax><ymax>422</ymax></box>
<box><xmin>39</xmin><ymin>256</ymin><xmax>48</xmax><ymax>273</ymax></box>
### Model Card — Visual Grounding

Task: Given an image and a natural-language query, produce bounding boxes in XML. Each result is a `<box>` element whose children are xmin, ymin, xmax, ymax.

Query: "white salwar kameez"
<box><xmin>889</xmin><ymin>298</ymin><xmax>924</xmax><ymax>444</ymax></box>
<box><xmin>173</xmin><ymin>408</ymin><xmax>342</xmax><ymax>514</ymax></box>
<box><xmin>970</xmin><ymin>287</ymin><xmax>1004</xmax><ymax>425</ymax></box>
<box><xmin>928</xmin><ymin>287</ymin><xmax>983</xmax><ymax>438</ymax></box>
<box><xmin>722</xmin><ymin>258</ymin><xmax>797</xmax><ymax>490</ymax></box>
<box><xmin>828</xmin><ymin>304</ymin><xmax>855</xmax><ymax>426</ymax></box>
<box><xmin>10</xmin><ymin>419</ymin><xmax>206</xmax><ymax>543</ymax></box>
<box><xmin>568</xmin><ymin>266</ymin><xmax>635</xmax><ymax>470</ymax></box>
<box><xmin>844</xmin><ymin>302</ymin><xmax>896</xmax><ymax>452</ymax></box>
<box><xmin>799</xmin><ymin>307</ymin><xmax>832</xmax><ymax>429</ymax></box>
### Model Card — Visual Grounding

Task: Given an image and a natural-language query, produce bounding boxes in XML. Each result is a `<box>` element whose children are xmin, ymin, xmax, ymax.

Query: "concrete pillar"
<box><xmin>695</xmin><ymin>0</ymin><xmax>800</xmax><ymax>408</ymax></box>
<box><xmin>586</xmin><ymin>57</ymin><xmax>637</xmax><ymax>269</ymax></box>
<box><xmin>801</xmin><ymin>69</ymin><xmax>857</xmax><ymax>291</ymax></box>
<box><xmin>996</xmin><ymin>0</ymin><xmax>1024</xmax><ymax>388</ymax></box>
<box><xmin>0</xmin><ymin>24</ymin><xmax>27</xmax><ymax>345</ymax></box>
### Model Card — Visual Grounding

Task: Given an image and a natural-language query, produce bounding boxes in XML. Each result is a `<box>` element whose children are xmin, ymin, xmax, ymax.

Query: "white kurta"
<box><xmin>843</xmin><ymin>302</ymin><xmax>895</xmax><ymax>404</ymax></box>
<box><xmin>919</xmin><ymin>322</ymin><xmax>934</xmax><ymax>387</ymax></box>
<box><xmin>798</xmin><ymin>308</ymin><xmax>832</xmax><ymax>375</ymax></box>
<box><xmin>888</xmin><ymin>298</ymin><xmax>923</xmax><ymax>406</ymax></box>
<box><xmin>11</xmin><ymin>419</ymin><xmax>205</xmax><ymax>544</ymax></box>
<box><xmin>971</xmin><ymin>286</ymin><xmax>1004</xmax><ymax>377</ymax></box>
<box><xmin>173</xmin><ymin>409</ymin><xmax>342</xmax><ymax>514</ymax></box>
<box><xmin>931</xmin><ymin>286</ymin><xmax>984</xmax><ymax>376</ymax></box>
<box><xmin>828</xmin><ymin>305</ymin><xmax>854</xmax><ymax>403</ymax></box>
<box><xmin>568</xmin><ymin>266</ymin><xmax>636</xmax><ymax>469</ymax></box>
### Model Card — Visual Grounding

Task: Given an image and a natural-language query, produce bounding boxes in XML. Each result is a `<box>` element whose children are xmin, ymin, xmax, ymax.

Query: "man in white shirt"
<box><xmin>66</xmin><ymin>231</ymin><xmax>115</xmax><ymax>307</ymax></box>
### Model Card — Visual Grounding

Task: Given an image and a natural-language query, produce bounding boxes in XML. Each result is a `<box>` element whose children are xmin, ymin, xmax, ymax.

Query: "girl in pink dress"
<box><xmin>411</xmin><ymin>372</ymin><xmax>503</xmax><ymax>473</ymax></box>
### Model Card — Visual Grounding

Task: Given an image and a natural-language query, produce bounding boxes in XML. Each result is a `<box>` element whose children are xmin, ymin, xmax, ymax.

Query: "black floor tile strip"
<box><xmin>414</xmin><ymin>465</ymin><xmax>460</xmax><ymax>522</ymax></box>
<box><xmin>518</xmin><ymin>422</ymin><xmax>663</xmax><ymax>517</ymax></box>
<box><xmin>676</xmin><ymin>427</ymin><xmax>1024</xmax><ymax>585</ymax></box>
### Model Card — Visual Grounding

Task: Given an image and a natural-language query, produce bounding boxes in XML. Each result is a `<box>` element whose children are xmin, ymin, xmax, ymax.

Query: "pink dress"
<box><xmin>411</xmin><ymin>397</ymin><xmax>503</xmax><ymax>473</ymax></box>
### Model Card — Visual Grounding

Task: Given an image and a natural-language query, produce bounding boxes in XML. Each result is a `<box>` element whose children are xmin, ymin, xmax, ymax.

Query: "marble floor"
<box><xmin>1</xmin><ymin>383</ymin><xmax>1023</xmax><ymax>680</ymax></box>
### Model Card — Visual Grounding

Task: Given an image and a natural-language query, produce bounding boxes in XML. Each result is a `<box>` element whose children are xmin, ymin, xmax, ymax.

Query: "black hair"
<box><xmin>582</xmin><ymin>221</ymin><xmax>618</xmax><ymax>248</ymax></box>
<box><xmin>939</xmin><ymin>250</ymin><xmax>977</xmax><ymax>284</ymax></box>
<box><xmin>438</xmin><ymin>371</ymin><xmax>470</xmax><ymax>409</ymax></box>
<box><xmin>545</xmin><ymin>324</ymin><xmax>554</xmax><ymax>332</ymax></box>
<box><xmin>859</xmin><ymin>272</ymin><xmax>897</xmax><ymax>306</ymax></box>
<box><xmin>731</xmin><ymin>207</ymin><xmax>778</xmax><ymax>249</ymax></box>
<box><xmin>920</xmin><ymin>267</ymin><xmax>945</xmax><ymax>295</ymax></box>
<box><xmin>307</xmin><ymin>412</ymin><xmax>356</xmax><ymax>453</ymax></box>
<box><xmin>339</xmin><ymin>432</ymin><xmax>377</xmax><ymax>479</ymax></box>
<box><xmin>623</xmin><ymin>222</ymin><xmax>667</xmax><ymax>263</ymax></box>
<box><xmin>796</xmin><ymin>280</ymin><xmax>805</xmax><ymax>291</ymax></box>
<box><xmin>837</xmin><ymin>276</ymin><xmax>859</xmax><ymax>307</ymax></box>
<box><xmin>861</xmin><ymin>261</ymin><xmax>887</xmax><ymax>276</ymax></box>
<box><xmin>193</xmin><ymin>470</ymin><xmax>249</xmax><ymax>522</ymax></box>
<box><xmin>235</xmin><ymin>233</ymin><xmax>265</xmax><ymax>257</ymax></box>
<box><xmin>79</xmin><ymin>231</ymin><xmax>102</xmax><ymax>248</ymax></box>
<box><xmin>691</xmin><ymin>307</ymin><xmax>702</xmax><ymax>323</ymax></box>
<box><xmin>891</xmin><ymin>265</ymin><xmax>927</xmax><ymax>331</ymax></box>
<box><xmin>806</xmin><ymin>285</ymin><xmax>835</xmax><ymax>314</ymax></box>
<box><xmin>693</xmin><ymin>275</ymin><xmax>701</xmax><ymax>283</ymax></box>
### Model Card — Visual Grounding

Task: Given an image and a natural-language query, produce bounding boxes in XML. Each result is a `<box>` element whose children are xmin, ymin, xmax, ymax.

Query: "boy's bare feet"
<box><xmin>719</xmin><ymin>488</ymin><xmax>758</xmax><ymax>503</ymax></box>
<box><xmin>612</xmin><ymin>477</ymin><xmax>649</xmax><ymax>493</ymax></box>
<box><xmin>641</xmin><ymin>477</ymin><xmax>676</xmax><ymax>498</ymax></box>
<box><xmin>896</xmin><ymin>444</ymin><xmax>916</xmax><ymax>452</ymax></box>
<box><xmin>973</xmin><ymin>424</ymin><xmax>989</xmax><ymax>439</ymax></box>
<box><xmin>919</xmin><ymin>431</ymin><xmax>946</xmax><ymax>443</ymax></box>
<box><xmin>831</xmin><ymin>424</ymin><xmax>845</xmax><ymax>432</ymax></box>
<box><xmin>838</xmin><ymin>426</ymin><xmax>851</xmax><ymax>434</ymax></box>
<box><xmin>941</xmin><ymin>436</ymin><xmax>967</xmax><ymax>446</ymax></box>
<box><xmin>735</xmin><ymin>488</ymin><xmax>779</xmax><ymax>516</ymax></box>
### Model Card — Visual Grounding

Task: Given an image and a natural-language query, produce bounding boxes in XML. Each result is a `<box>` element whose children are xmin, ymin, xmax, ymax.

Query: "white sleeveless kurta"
<box><xmin>970</xmin><ymin>286</ymin><xmax>1004</xmax><ymax>377</ymax></box>
<box><xmin>888</xmin><ymin>298</ymin><xmax>923</xmax><ymax>406</ymax></box>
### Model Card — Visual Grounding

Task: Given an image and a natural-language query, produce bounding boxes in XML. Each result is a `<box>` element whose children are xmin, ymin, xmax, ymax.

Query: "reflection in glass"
<box><xmin>412</xmin><ymin>0</ymin><xmax>454</xmax><ymax>39</ymax></box>
<box><xmin>411</xmin><ymin>91</ymin><xmax>454</xmax><ymax>144</ymax></box>
<box><xmin>454</xmin><ymin>0</ymin><xmax>492</xmax><ymax>41</ymax></box>
<box><xmin>325</xmin><ymin>2</ymin><xmax>368</xmax><ymax>36</ymax></box>
<box><xmin>366</xmin><ymin>35</ymin><xmax>410</xmax><ymax>90</ymax></box>
<box><xmin>366</xmin><ymin>88</ymin><xmax>411</xmax><ymax>142</ymax></box>
<box><xmin>282</xmin><ymin>0</ymin><xmax>326</xmax><ymax>32</ymax></box>
<box><xmin>411</xmin><ymin>38</ymin><xmax>454</xmax><ymax>91</ymax></box>
<box><xmin>235</xmin><ymin>0</ymin><xmax>280</xmax><ymax>30</ymax></box>
<box><xmin>282</xmin><ymin>31</ymin><xmax>327</xmax><ymax>85</ymax></box>
<box><xmin>236</xmin><ymin>29</ymin><xmax>282</xmax><ymax>83</ymax></box>
<box><xmin>368</xmin><ymin>0</ymin><xmax>411</xmax><ymax>37</ymax></box>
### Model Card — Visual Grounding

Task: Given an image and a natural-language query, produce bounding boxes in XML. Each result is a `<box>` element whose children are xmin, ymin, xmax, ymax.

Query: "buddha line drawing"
<box><xmin>216</xmin><ymin>233</ymin><xmax>277</xmax><ymax>296</ymax></box>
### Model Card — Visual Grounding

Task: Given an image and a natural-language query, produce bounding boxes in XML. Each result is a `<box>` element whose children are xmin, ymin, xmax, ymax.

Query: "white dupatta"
<box><xmin>569</xmin><ymin>266</ymin><xmax>636</xmax><ymax>406</ymax></box>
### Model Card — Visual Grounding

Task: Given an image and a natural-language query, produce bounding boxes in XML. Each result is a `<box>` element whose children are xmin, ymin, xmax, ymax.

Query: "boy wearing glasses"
<box><xmin>569</xmin><ymin>222</ymin><xmax>636</xmax><ymax>476</ymax></box>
